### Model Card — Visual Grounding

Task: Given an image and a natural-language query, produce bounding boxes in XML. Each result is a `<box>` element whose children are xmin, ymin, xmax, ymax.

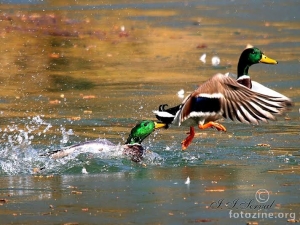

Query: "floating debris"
<box><xmin>83</xmin><ymin>110</ymin><xmax>93</xmax><ymax>115</ymax></box>
<box><xmin>196</xmin><ymin>44</ymin><xmax>207</xmax><ymax>49</ymax></box>
<box><xmin>247</xmin><ymin>222</ymin><xmax>259</xmax><ymax>225</ymax></box>
<box><xmin>205</xmin><ymin>188</ymin><xmax>224</xmax><ymax>192</ymax></box>
<box><xmin>119</xmin><ymin>25</ymin><xmax>129</xmax><ymax>37</ymax></box>
<box><xmin>49</xmin><ymin>99</ymin><xmax>61</xmax><ymax>104</ymax></box>
<box><xmin>82</xmin><ymin>95</ymin><xmax>96</xmax><ymax>99</ymax></box>
<box><xmin>71</xmin><ymin>191</ymin><xmax>82</xmax><ymax>195</ymax></box>
<box><xmin>257</xmin><ymin>143</ymin><xmax>271</xmax><ymax>147</ymax></box>
<box><xmin>68</xmin><ymin>116</ymin><xmax>81</xmax><ymax>121</ymax></box>
<box><xmin>199</xmin><ymin>53</ymin><xmax>206</xmax><ymax>63</ymax></box>
<box><xmin>0</xmin><ymin>199</ymin><xmax>8</xmax><ymax>204</ymax></box>
<box><xmin>49</xmin><ymin>53</ymin><xmax>60</xmax><ymax>59</ymax></box>
<box><xmin>185</xmin><ymin>176</ymin><xmax>190</xmax><ymax>185</ymax></box>
<box><xmin>177</xmin><ymin>89</ymin><xmax>185</xmax><ymax>99</ymax></box>
<box><xmin>211</xmin><ymin>56</ymin><xmax>220</xmax><ymax>66</ymax></box>
<box><xmin>67</xmin><ymin>185</ymin><xmax>77</xmax><ymax>189</ymax></box>
<box><xmin>193</xmin><ymin>219</ymin><xmax>213</xmax><ymax>223</ymax></box>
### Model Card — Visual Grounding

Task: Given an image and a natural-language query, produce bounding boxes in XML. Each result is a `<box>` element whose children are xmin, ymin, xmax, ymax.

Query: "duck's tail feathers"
<box><xmin>153</xmin><ymin>104</ymin><xmax>181</xmax><ymax>128</ymax></box>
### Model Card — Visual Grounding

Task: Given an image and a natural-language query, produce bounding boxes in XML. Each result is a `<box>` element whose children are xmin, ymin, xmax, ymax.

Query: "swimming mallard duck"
<box><xmin>154</xmin><ymin>73</ymin><xmax>292</xmax><ymax>150</ymax></box>
<box><xmin>43</xmin><ymin>120</ymin><xmax>166</xmax><ymax>162</ymax></box>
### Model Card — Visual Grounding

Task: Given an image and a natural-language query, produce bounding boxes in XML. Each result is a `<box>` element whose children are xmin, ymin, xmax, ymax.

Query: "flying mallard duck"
<box><xmin>156</xmin><ymin>45</ymin><xmax>285</xmax><ymax>122</ymax></box>
<box><xmin>154</xmin><ymin>73</ymin><xmax>292</xmax><ymax>150</ymax></box>
<box><xmin>154</xmin><ymin>46</ymin><xmax>292</xmax><ymax>149</ymax></box>
<box><xmin>42</xmin><ymin>120</ymin><xmax>166</xmax><ymax>162</ymax></box>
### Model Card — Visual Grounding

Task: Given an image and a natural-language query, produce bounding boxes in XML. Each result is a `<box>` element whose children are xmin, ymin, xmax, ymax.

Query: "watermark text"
<box><xmin>229</xmin><ymin>210</ymin><xmax>296</xmax><ymax>220</ymax></box>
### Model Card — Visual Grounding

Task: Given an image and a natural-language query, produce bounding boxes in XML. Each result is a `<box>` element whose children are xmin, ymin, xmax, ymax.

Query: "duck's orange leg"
<box><xmin>198</xmin><ymin>122</ymin><xmax>227</xmax><ymax>132</ymax></box>
<box><xmin>181</xmin><ymin>123</ymin><xmax>226</xmax><ymax>151</ymax></box>
<box><xmin>181</xmin><ymin>127</ymin><xmax>195</xmax><ymax>150</ymax></box>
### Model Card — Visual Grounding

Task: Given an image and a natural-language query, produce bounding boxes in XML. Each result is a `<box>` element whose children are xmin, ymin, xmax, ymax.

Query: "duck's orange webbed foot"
<box><xmin>181</xmin><ymin>127</ymin><xmax>195</xmax><ymax>151</ymax></box>
<box><xmin>198</xmin><ymin>122</ymin><xmax>227</xmax><ymax>132</ymax></box>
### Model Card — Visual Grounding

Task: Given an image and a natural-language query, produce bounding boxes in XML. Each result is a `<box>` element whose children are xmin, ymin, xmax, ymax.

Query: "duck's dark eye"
<box><xmin>143</xmin><ymin>122</ymin><xmax>149</xmax><ymax>126</ymax></box>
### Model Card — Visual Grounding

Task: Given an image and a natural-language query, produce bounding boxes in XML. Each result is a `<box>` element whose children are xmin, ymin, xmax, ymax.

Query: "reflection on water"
<box><xmin>0</xmin><ymin>0</ymin><xmax>299</xmax><ymax>224</ymax></box>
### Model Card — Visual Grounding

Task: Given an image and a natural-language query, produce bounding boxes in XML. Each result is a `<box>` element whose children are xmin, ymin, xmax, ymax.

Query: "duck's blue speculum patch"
<box><xmin>190</xmin><ymin>97</ymin><xmax>221</xmax><ymax>113</ymax></box>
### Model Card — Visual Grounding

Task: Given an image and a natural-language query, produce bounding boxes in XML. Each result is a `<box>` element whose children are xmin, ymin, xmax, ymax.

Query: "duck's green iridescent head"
<box><xmin>125</xmin><ymin>120</ymin><xmax>166</xmax><ymax>145</ymax></box>
<box><xmin>237</xmin><ymin>46</ymin><xmax>278</xmax><ymax>77</ymax></box>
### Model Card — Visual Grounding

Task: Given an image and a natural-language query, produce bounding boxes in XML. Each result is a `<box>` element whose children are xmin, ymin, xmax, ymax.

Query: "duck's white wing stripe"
<box><xmin>248</xmin><ymin>101</ymin><xmax>276</xmax><ymax>120</ymax></box>
<box><xmin>254</xmin><ymin>97</ymin><xmax>283</xmax><ymax>113</ymax></box>
<box><xmin>241</xmin><ymin>102</ymin><xmax>268</xmax><ymax>123</ymax></box>
<box><xmin>252</xmin><ymin>81</ymin><xmax>291</xmax><ymax>100</ymax></box>
<box><xmin>236</xmin><ymin>107</ymin><xmax>251</xmax><ymax>124</ymax></box>
<box><xmin>240</xmin><ymin>105</ymin><xmax>260</xmax><ymax>124</ymax></box>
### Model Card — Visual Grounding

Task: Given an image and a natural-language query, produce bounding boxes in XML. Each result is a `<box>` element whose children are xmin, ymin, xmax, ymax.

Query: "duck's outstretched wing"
<box><xmin>174</xmin><ymin>73</ymin><xmax>293</xmax><ymax>126</ymax></box>
<box><xmin>251</xmin><ymin>80</ymin><xmax>293</xmax><ymax>106</ymax></box>
<box><xmin>225</xmin><ymin>72</ymin><xmax>292</xmax><ymax>107</ymax></box>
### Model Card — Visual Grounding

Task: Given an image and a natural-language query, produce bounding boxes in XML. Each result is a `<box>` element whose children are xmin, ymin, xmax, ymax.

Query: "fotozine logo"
<box><xmin>255</xmin><ymin>189</ymin><xmax>270</xmax><ymax>203</ymax></box>
<box><xmin>228</xmin><ymin>189</ymin><xmax>296</xmax><ymax>221</ymax></box>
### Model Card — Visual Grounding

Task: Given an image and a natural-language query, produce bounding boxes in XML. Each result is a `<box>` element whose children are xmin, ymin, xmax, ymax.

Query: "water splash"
<box><xmin>1</xmin><ymin>115</ymin><xmax>52</xmax><ymax>148</ymax></box>
<box><xmin>0</xmin><ymin>115</ymin><xmax>53</xmax><ymax>175</ymax></box>
<box><xmin>0</xmin><ymin>116</ymin><xmax>88</xmax><ymax>174</ymax></box>
<box><xmin>0</xmin><ymin>116</ymin><xmax>164</xmax><ymax>175</ymax></box>
<box><xmin>59</xmin><ymin>126</ymin><xmax>74</xmax><ymax>144</ymax></box>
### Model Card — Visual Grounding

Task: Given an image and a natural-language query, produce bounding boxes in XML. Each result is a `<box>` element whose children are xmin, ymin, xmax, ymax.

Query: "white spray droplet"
<box><xmin>82</xmin><ymin>167</ymin><xmax>88</xmax><ymax>174</ymax></box>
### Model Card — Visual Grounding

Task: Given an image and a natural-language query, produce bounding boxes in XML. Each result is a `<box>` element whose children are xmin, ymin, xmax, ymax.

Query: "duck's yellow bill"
<box><xmin>154</xmin><ymin>122</ymin><xmax>167</xmax><ymax>129</ymax></box>
<box><xmin>259</xmin><ymin>54</ymin><xmax>278</xmax><ymax>64</ymax></box>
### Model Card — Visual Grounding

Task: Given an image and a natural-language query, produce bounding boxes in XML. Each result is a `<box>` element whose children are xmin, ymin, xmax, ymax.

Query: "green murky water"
<box><xmin>0</xmin><ymin>0</ymin><xmax>299</xmax><ymax>224</ymax></box>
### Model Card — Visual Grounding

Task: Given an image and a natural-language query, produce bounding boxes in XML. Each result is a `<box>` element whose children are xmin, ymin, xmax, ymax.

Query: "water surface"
<box><xmin>0</xmin><ymin>0</ymin><xmax>299</xmax><ymax>224</ymax></box>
